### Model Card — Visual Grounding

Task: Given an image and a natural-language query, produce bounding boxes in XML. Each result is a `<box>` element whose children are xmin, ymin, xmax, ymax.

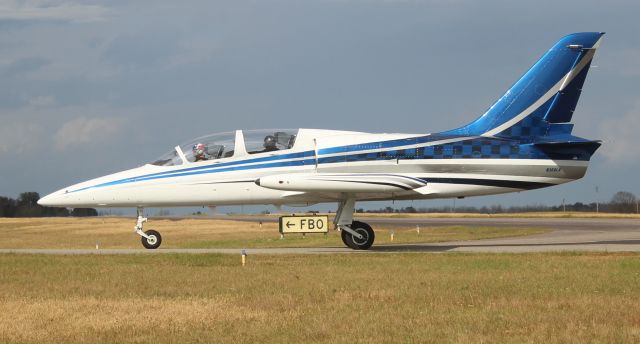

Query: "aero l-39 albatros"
<box><xmin>39</xmin><ymin>32</ymin><xmax>605</xmax><ymax>250</ymax></box>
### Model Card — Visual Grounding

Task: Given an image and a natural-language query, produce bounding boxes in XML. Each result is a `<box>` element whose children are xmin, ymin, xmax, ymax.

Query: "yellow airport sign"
<box><xmin>279</xmin><ymin>215</ymin><xmax>329</xmax><ymax>234</ymax></box>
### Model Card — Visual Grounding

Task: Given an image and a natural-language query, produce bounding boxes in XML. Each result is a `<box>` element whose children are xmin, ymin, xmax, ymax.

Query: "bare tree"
<box><xmin>610</xmin><ymin>191</ymin><xmax>637</xmax><ymax>213</ymax></box>
<box><xmin>18</xmin><ymin>192</ymin><xmax>40</xmax><ymax>207</ymax></box>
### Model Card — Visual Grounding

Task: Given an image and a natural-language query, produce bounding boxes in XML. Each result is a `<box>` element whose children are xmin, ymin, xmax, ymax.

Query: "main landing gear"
<box><xmin>335</xmin><ymin>198</ymin><xmax>375</xmax><ymax>250</ymax></box>
<box><xmin>341</xmin><ymin>221</ymin><xmax>375</xmax><ymax>250</ymax></box>
<box><xmin>134</xmin><ymin>207</ymin><xmax>162</xmax><ymax>249</ymax></box>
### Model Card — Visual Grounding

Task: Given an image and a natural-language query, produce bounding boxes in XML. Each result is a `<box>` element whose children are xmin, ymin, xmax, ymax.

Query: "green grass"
<box><xmin>1</xmin><ymin>253</ymin><xmax>639</xmax><ymax>343</ymax></box>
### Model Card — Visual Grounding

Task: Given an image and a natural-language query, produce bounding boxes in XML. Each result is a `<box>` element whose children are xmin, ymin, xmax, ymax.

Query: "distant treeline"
<box><xmin>357</xmin><ymin>191</ymin><xmax>639</xmax><ymax>214</ymax></box>
<box><xmin>2</xmin><ymin>191</ymin><xmax>638</xmax><ymax>217</ymax></box>
<box><xmin>0</xmin><ymin>192</ymin><xmax>97</xmax><ymax>217</ymax></box>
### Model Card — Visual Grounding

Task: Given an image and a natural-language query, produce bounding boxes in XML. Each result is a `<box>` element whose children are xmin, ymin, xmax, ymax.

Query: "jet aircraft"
<box><xmin>39</xmin><ymin>32</ymin><xmax>605</xmax><ymax>250</ymax></box>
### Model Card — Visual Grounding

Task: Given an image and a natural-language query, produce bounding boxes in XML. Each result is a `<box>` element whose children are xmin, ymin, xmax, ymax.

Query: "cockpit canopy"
<box><xmin>151</xmin><ymin>129</ymin><xmax>298</xmax><ymax>166</ymax></box>
<box><xmin>244</xmin><ymin>129</ymin><xmax>297</xmax><ymax>154</ymax></box>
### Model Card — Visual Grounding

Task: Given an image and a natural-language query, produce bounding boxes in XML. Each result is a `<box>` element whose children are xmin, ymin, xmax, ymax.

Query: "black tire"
<box><xmin>341</xmin><ymin>228</ymin><xmax>357</xmax><ymax>249</ymax></box>
<box><xmin>342</xmin><ymin>221</ymin><xmax>375</xmax><ymax>250</ymax></box>
<box><xmin>141</xmin><ymin>229</ymin><xmax>162</xmax><ymax>249</ymax></box>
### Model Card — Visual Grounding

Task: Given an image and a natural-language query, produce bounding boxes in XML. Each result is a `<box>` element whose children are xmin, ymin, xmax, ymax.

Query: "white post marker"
<box><xmin>241</xmin><ymin>249</ymin><xmax>247</xmax><ymax>266</ymax></box>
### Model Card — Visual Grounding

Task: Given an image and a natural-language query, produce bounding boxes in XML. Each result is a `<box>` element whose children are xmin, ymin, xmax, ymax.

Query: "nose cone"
<box><xmin>37</xmin><ymin>191</ymin><xmax>65</xmax><ymax>207</ymax></box>
<box><xmin>37</xmin><ymin>195</ymin><xmax>48</xmax><ymax>206</ymax></box>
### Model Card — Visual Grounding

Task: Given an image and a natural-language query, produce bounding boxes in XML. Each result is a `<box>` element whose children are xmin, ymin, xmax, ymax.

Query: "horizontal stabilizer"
<box><xmin>532</xmin><ymin>140</ymin><xmax>602</xmax><ymax>159</ymax></box>
<box><xmin>532</xmin><ymin>140</ymin><xmax>602</xmax><ymax>146</ymax></box>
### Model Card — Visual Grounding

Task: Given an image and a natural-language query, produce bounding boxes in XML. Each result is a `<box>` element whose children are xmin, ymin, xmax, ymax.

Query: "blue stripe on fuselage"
<box><xmin>72</xmin><ymin>133</ymin><xmax>445</xmax><ymax>192</ymax></box>
<box><xmin>317</xmin><ymin>134</ymin><xmax>462</xmax><ymax>155</ymax></box>
<box><xmin>144</xmin><ymin>150</ymin><xmax>313</xmax><ymax>179</ymax></box>
<box><xmin>71</xmin><ymin>157</ymin><xmax>318</xmax><ymax>193</ymax></box>
<box><xmin>70</xmin><ymin>133</ymin><xmax>590</xmax><ymax>193</ymax></box>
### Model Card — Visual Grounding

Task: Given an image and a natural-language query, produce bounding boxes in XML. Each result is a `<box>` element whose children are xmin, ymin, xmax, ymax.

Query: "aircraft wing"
<box><xmin>256</xmin><ymin>173</ymin><xmax>433</xmax><ymax>195</ymax></box>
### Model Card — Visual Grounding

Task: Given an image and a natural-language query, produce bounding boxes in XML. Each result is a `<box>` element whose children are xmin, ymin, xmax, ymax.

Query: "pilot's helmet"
<box><xmin>193</xmin><ymin>143</ymin><xmax>206</xmax><ymax>156</ymax></box>
<box><xmin>264</xmin><ymin>135</ymin><xmax>276</xmax><ymax>149</ymax></box>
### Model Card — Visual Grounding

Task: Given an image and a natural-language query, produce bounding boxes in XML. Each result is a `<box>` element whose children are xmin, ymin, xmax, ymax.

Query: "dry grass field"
<box><xmin>1</xmin><ymin>217</ymin><xmax>637</xmax><ymax>343</ymax></box>
<box><xmin>0</xmin><ymin>217</ymin><xmax>546</xmax><ymax>249</ymax></box>
<box><xmin>1</xmin><ymin>252</ymin><xmax>639</xmax><ymax>343</ymax></box>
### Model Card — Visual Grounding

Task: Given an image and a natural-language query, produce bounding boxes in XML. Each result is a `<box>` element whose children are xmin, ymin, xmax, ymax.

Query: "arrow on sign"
<box><xmin>286</xmin><ymin>221</ymin><xmax>294</xmax><ymax>228</ymax></box>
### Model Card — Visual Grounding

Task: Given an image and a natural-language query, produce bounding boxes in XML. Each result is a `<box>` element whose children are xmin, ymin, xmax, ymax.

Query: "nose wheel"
<box><xmin>141</xmin><ymin>230</ymin><xmax>162</xmax><ymax>249</ymax></box>
<box><xmin>340</xmin><ymin>221</ymin><xmax>375</xmax><ymax>250</ymax></box>
<box><xmin>134</xmin><ymin>207</ymin><xmax>163</xmax><ymax>249</ymax></box>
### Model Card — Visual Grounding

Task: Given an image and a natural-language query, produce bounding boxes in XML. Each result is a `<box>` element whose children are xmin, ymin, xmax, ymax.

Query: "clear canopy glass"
<box><xmin>150</xmin><ymin>129</ymin><xmax>298</xmax><ymax>166</ymax></box>
<box><xmin>151</xmin><ymin>131</ymin><xmax>236</xmax><ymax>166</ymax></box>
<box><xmin>243</xmin><ymin>129</ymin><xmax>297</xmax><ymax>154</ymax></box>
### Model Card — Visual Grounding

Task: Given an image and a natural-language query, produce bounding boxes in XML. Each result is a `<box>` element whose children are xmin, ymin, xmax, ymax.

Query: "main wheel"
<box><xmin>341</xmin><ymin>229</ymin><xmax>357</xmax><ymax>249</ymax></box>
<box><xmin>141</xmin><ymin>229</ymin><xmax>162</xmax><ymax>249</ymax></box>
<box><xmin>342</xmin><ymin>221</ymin><xmax>375</xmax><ymax>250</ymax></box>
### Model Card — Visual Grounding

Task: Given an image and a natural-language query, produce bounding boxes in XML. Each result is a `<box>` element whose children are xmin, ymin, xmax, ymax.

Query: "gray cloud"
<box><xmin>598</xmin><ymin>100</ymin><xmax>640</xmax><ymax>163</ymax></box>
<box><xmin>0</xmin><ymin>0</ymin><xmax>113</xmax><ymax>22</ymax></box>
<box><xmin>606</xmin><ymin>48</ymin><xmax>640</xmax><ymax>76</ymax></box>
<box><xmin>0</xmin><ymin>120</ymin><xmax>43</xmax><ymax>154</ymax></box>
<box><xmin>54</xmin><ymin>116</ymin><xmax>124</xmax><ymax>151</ymax></box>
<box><xmin>0</xmin><ymin>56</ymin><xmax>48</xmax><ymax>78</ymax></box>
<box><xmin>1</xmin><ymin>0</ymin><xmax>639</xmax><ymax>206</ymax></box>
<box><xmin>26</xmin><ymin>94</ymin><xmax>55</xmax><ymax>107</ymax></box>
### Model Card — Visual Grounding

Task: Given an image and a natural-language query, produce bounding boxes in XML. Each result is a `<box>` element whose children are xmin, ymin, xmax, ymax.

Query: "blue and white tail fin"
<box><xmin>444</xmin><ymin>32</ymin><xmax>604</xmax><ymax>141</ymax></box>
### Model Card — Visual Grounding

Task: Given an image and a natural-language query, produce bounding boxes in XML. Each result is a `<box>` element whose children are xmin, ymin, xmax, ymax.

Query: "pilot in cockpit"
<box><xmin>193</xmin><ymin>143</ymin><xmax>208</xmax><ymax>161</ymax></box>
<box><xmin>262</xmin><ymin>135</ymin><xmax>279</xmax><ymax>152</ymax></box>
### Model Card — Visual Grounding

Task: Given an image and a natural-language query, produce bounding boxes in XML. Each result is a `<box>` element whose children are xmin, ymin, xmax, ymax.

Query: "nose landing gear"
<box><xmin>134</xmin><ymin>207</ymin><xmax>162</xmax><ymax>249</ymax></box>
<box><xmin>141</xmin><ymin>229</ymin><xmax>162</xmax><ymax>249</ymax></box>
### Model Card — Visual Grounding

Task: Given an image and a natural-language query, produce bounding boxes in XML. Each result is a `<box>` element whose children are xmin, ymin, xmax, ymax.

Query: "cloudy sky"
<box><xmin>1</xmin><ymin>0</ymin><xmax>639</xmax><ymax>212</ymax></box>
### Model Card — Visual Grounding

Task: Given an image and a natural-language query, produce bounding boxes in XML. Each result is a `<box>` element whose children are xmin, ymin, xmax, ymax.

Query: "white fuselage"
<box><xmin>38</xmin><ymin>128</ymin><xmax>589</xmax><ymax>208</ymax></box>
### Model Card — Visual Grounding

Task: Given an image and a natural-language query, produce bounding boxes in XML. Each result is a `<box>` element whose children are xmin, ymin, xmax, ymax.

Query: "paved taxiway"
<box><xmin>1</xmin><ymin>217</ymin><xmax>638</xmax><ymax>254</ymax></box>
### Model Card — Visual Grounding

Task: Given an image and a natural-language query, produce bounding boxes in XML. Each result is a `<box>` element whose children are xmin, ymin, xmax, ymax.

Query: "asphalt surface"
<box><xmin>225</xmin><ymin>215</ymin><xmax>639</xmax><ymax>231</ymax></box>
<box><xmin>1</xmin><ymin>216</ymin><xmax>638</xmax><ymax>254</ymax></box>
